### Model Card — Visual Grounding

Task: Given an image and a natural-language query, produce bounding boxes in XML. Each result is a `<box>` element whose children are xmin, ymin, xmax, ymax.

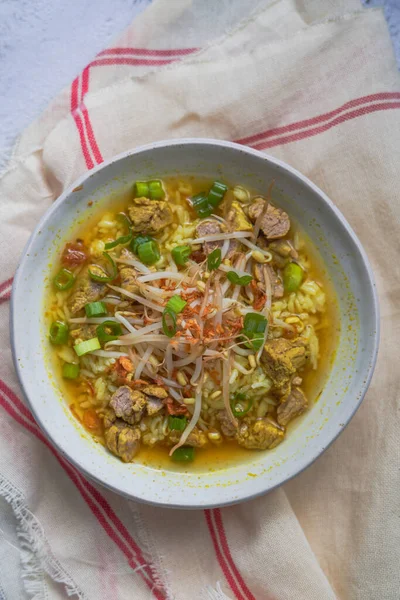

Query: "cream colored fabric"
<box><xmin>0</xmin><ymin>1</ymin><xmax>399</xmax><ymax>598</ymax></box>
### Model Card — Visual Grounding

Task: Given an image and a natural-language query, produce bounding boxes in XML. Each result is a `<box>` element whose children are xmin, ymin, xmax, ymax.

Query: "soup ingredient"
<box><xmin>166</xmin><ymin>295</ymin><xmax>187</xmax><ymax>313</ymax></box>
<box><xmin>68</xmin><ymin>267</ymin><xmax>108</xmax><ymax>314</ymax></box>
<box><xmin>128</xmin><ymin>197</ymin><xmax>173</xmax><ymax>235</ymax></box>
<box><xmin>277</xmin><ymin>387</ymin><xmax>308</xmax><ymax>426</ymax></box>
<box><xmin>88</xmin><ymin>253</ymin><xmax>117</xmax><ymax>283</ymax></box>
<box><xmin>171</xmin><ymin>446</ymin><xmax>195</xmax><ymax>462</ymax></box>
<box><xmin>236</xmin><ymin>418</ymin><xmax>284</xmax><ymax>449</ymax></box>
<box><xmin>49</xmin><ymin>321</ymin><xmax>69</xmax><ymax>345</ymax></box>
<box><xmin>191</xmin><ymin>181</ymin><xmax>228</xmax><ymax>218</ymax></box>
<box><xmin>248</xmin><ymin>198</ymin><xmax>290</xmax><ymax>239</ymax></box>
<box><xmin>74</xmin><ymin>337</ymin><xmax>101</xmax><ymax>357</ymax></box>
<box><xmin>283</xmin><ymin>262</ymin><xmax>303</xmax><ymax>293</ymax></box>
<box><xmin>172</xmin><ymin>245</ymin><xmax>191</xmax><ymax>266</ymax></box>
<box><xmin>110</xmin><ymin>386</ymin><xmax>147</xmax><ymax>425</ymax></box>
<box><xmin>82</xmin><ymin>408</ymin><xmax>103</xmax><ymax>434</ymax></box>
<box><xmin>62</xmin><ymin>363</ymin><xmax>80</xmax><ymax>379</ymax></box>
<box><xmin>162</xmin><ymin>308</ymin><xmax>178</xmax><ymax>338</ymax></box>
<box><xmin>231</xmin><ymin>392</ymin><xmax>253</xmax><ymax>418</ymax></box>
<box><xmin>226</xmin><ymin>201</ymin><xmax>252</xmax><ymax>231</ymax></box>
<box><xmin>169</xmin><ymin>427</ymin><xmax>207</xmax><ymax>448</ymax></box>
<box><xmin>137</xmin><ymin>240</ymin><xmax>160</xmax><ymax>265</ymax></box>
<box><xmin>227</xmin><ymin>271</ymin><xmax>253</xmax><ymax>286</ymax></box>
<box><xmin>207</xmin><ymin>248</ymin><xmax>222</xmax><ymax>271</ymax></box>
<box><xmin>134</xmin><ymin>180</ymin><xmax>165</xmax><ymax>200</ymax></box>
<box><xmin>61</xmin><ymin>241</ymin><xmax>87</xmax><ymax>267</ymax></box>
<box><xmin>54</xmin><ymin>268</ymin><xmax>75</xmax><ymax>291</ymax></box>
<box><xmin>242</xmin><ymin>313</ymin><xmax>268</xmax><ymax>351</ymax></box>
<box><xmin>105</xmin><ymin>417</ymin><xmax>141</xmax><ymax>462</ymax></box>
<box><xmin>96</xmin><ymin>321</ymin><xmax>123</xmax><ymax>343</ymax></box>
<box><xmin>169</xmin><ymin>416</ymin><xmax>187</xmax><ymax>431</ymax></box>
<box><xmin>195</xmin><ymin>219</ymin><xmax>224</xmax><ymax>254</ymax></box>
<box><xmin>262</xmin><ymin>338</ymin><xmax>308</xmax><ymax>396</ymax></box>
<box><xmin>84</xmin><ymin>301</ymin><xmax>107</xmax><ymax>317</ymax></box>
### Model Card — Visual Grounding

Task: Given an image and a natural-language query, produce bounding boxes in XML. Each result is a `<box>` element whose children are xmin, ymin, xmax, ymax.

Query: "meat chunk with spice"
<box><xmin>110</xmin><ymin>386</ymin><xmax>147</xmax><ymax>425</ymax></box>
<box><xmin>67</xmin><ymin>266</ymin><xmax>107</xmax><ymax>314</ymax></box>
<box><xmin>105</xmin><ymin>418</ymin><xmax>141</xmax><ymax>462</ymax></box>
<box><xmin>248</xmin><ymin>198</ymin><xmax>290</xmax><ymax>239</ymax></box>
<box><xmin>128</xmin><ymin>197</ymin><xmax>173</xmax><ymax>235</ymax></box>
<box><xmin>169</xmin><ymin>427</ymin><xmax>208</xmax><ymax>448</ymax></box>
<box><xmin>195</xmin><ymin>219</ymin><xmax>224</xmax><ymax>254</ymax></box>
<box><xmin>118</xmin><ymin>248</ymin><xmax>139</xmax><ymax>294</ymax></box>
<box><xmin>217</xmin><ymin>410</ymin><xmax>237</xmax><ymax>438</ymax></box>
<box><xmin>226</xmin><ymin>201</ymin><xmax>252</xmax><ymax>231</ymax></box>
<box><xmin>277</xmin><ymin>387</ymin><xmax>308</xmax><ymax>427</ymax></box>
<box><xmin>236</xmin><ymin>418</ymin><xmax>284</xmax><ymax>450</ymax></box>
<box><xmin>253</xmin><ymin>263</ymin><xmax>284</xmax><ymax>299</ymax></box>
<box><xmin>261</xmin><ymin>338</ymin><xmax>309</xmax><ymax>396</ymax></box>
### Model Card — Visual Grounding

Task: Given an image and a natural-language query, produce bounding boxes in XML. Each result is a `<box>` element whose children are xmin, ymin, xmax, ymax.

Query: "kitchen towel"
<box><xmin>0</xmin><ymin>1</ymin><xmax>399</xmax><ymax>598</ymax></box>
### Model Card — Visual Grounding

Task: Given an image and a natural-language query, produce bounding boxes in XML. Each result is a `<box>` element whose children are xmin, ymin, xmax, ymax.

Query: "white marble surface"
<box><xmin>0</xmin><ymin>0</ymin><xmax>151</xmax><ymax>169</ymax></box>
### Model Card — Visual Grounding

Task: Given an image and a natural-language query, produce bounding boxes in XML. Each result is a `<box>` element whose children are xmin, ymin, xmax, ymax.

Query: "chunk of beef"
<box><xmin>277</xmin><ymin>387</ymin><xmax>308</xmax><ymax>427</ymax></box>
<box><xmin>119</xmin><ymin>265</ymin><xmax>138</xmax><ymax>294</ymax></box>
<box><xmin>146</xmin><ymin>397</ymin><xmax>164</xmax><ymax>416</ymax></box>
<box><xmin>248</xmin><ymin>198</ymin><xmax>290</xmax><ymax>239</ymax></box>
<box><xmin>195</xmin><ymin>219</ymin><xmax>224</xmax><ymax>254</ymax></box>
<box><xmin>253</xmin><ymin>264</ymin><xmax>284</xmax><ymax>299</ymax></box>
<box><xmin>105</xmin><ymin>419</ymin><xmax>141</xmax><ymax>462</ymax></box>
<box><xmin>217</xmin><ymin>410</ymin><xmax>237</xmax><ymax>438</ymax></box>
<box><xmin>142</xmin><ymin>385</ymin><xmax>168</xmax><ymax>399</ymax></box>
<box><xmin>261</xmin><ymin>338</ymin><xmax>309</xmax><ymax>396</ymax></box>
<box><xmin>269</xmin><ymin>239</ymin><xmax>298</xmax><ymax>259</ymax></box>
<box><xmin>110</xmin><ymin>386</ymin><xmax>146</xmax><ymax>425</ymax></box>
<box><xmin>67</xmin><ymin>267</ymin><xmax>107</xmax><ymax>315</ymax></box>
<box><xmin>128</xmin><ymin>197</ymin><xmax>173</xmax><ymax>235</ymax></box>
<box><xmin>226</xmin><ymin>201</ymin><xmax>252</xmax><ymax>232</ymax></box>
<box><xmin>70</xmin><ymin>324</ymin><xmax>97</xmax><ymax>341</ymax></box>
<box><xmin>236</xmin><ymin>418</ymin><xmax>284</xmax><ymax>449</ymax></box>
<box><xmin>169</xmin><ymin>427</ymin><xmax>207</xmax><ymax>448</ymax></box>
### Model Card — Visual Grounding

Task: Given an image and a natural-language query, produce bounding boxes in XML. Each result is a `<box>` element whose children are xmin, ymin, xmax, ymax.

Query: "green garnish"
<box><xmin>168</xmin><ymin>416</ymin><xmax>187</xmax><ymax>431</ymax></box>
<box><xmin>49</xmin><ymin>321</ymin><xmax>69</xmax><ymax>345</ymax></box>
<box><xmin>230</xmin><ymin>391</ymin><xmax>253</xmax><ymax>418</ymax></box>
<box><xmin>74</xmin><ymin>337</ymin><xmax>101</xmax><ymax>357</ymax></box>
<box><xmin>162</xmin><ymin>308</ymin><xmax>177</xmax><ymax>338</ymax></box>
<box><xmin>207</xmin><ymin>248</ymin><xmax>222</xmax><ymax>271</ymax></box>
<box><xmin>133</xmin><ymin>180</ymin><xmax>165</xmax><ymax>200</ymax></box>
<box><xmin>62</xmin><ymin>363</ymin><xmax>80</xmax><ymax>379</ymax></box>
<box><xmin>88</xmin><ymin>253</ymin><xmax>117</xmax><ymax>283</ymax></box>
<box><xmin>226</xmin><ymin>271</ymin><xmax>253</xmax><ymax>286</ymax></box>
<box><xmin>96</xmin><ymin>321</ymin><xmax>123</xmax><ymax>343</ymax></box>
<box><xmin>171</xmin><ymin>446</ymin><xmax>195</xmax><ymax>462</ymax></box>
<box><xmin>131</xmin><ymin>235</ymin><xmax>153</xmax><ymax>255</ymax></box>
<box><xmin>53</xmin><ymin>268</ymin><xmax>75</xmax><ymax>291</ymax></box>
<box><xmin>137</xmin><ymin>240</ymin><xmax>160</xmax><ymax>265</ymax></box>
<box><xmin>84</xmin><ymin>301</ymin><xmax>107</xmax><ymax>318</ymax></box>
<box><xmin>134</xmin><ymin>181</ymin><xmax>149</xmax><ymax>197</ymax></box>
<box><xmin>166</xmin><ymin>295</ymin><xmax>187</xmax><ymax>314</ymax></box>
<box><xmin>190</xmin><ymin>181</ymin><xmax>228</xmax><ymax>218</ymax></box>
<box><xmin>172</xmin><ymin>245</ymin><xmax>191</xmax><ymax>266</ymax></box>
<box><xmin>242</xmin><ymin>312</ymin><xmax>268</xmax><ymax>351</ymax></box>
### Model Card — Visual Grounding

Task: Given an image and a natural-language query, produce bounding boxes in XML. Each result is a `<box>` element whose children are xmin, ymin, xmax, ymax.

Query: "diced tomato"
<box><xmin>61</xmin><ymin>241</ymin><xmax>87</xmax><ymax>267</ymax></box>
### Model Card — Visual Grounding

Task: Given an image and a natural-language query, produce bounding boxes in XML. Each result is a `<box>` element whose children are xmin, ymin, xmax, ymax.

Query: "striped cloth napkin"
<box><xmin>1</xmin><ymin>1</ymin><xmax>399</xmax><ymax>598</ymax></box>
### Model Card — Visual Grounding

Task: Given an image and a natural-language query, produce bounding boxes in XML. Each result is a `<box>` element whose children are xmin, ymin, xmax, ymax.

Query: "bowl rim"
<box><xmin>10</xmin><ymin>138</ymin><xmax>380</xmax><ymax>508</ymax></box>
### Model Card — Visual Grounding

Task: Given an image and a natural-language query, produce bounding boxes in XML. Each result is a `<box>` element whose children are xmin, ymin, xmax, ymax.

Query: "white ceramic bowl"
<box><xmin>11</xmin><ymin>139</ymin><xmax>379</xmax><ymax>508</ymax></box>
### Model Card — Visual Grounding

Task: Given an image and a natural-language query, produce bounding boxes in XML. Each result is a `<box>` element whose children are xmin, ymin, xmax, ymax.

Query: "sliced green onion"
<box><xmin>230</xmin><ymin>392</ymin><xmax>253</xmax><ymax>418</ymax></box>
<box><xmin>96</xmin><ymin>321</ymin><xmax>123</xmax><ymax>343</ymax></box>
<box><xmin>208</xmin><ymin>180</ymin><xmax>228</xmax><ymax>209</ymax></box>
<box><xmin>74</xmin><ymin>337</ymin><xmax>101</xmax><ymax>357</ymax></box>
<box><xmin>166</xmin><ymin>295</ymin><xmax>187</xmax><ymax>314</ymax></box>
<box><xmin>242</xmin><ymin>312</ymin><xmax>268</xmax><ymax>351</ymax></box>
<box><xmin>134</xmin><ymin>181</ymin><xmax>149</xmax><ymax>197</ymax></box>
<box><xmin>138</xmin><ymin>240</ymin><xmax>160</xmax><ymax>265</ymax></box>
<box><xmin>148</xmin><ymin>180</ymin><xmax>165</xmax><ymax>200</ymax></box>
<box><xmin>168</xmin><ymin>416</ymin><xmax>187</xmax><ymax>431</ymax></box>
<box><xmin>88</xmin><ymin>253</ymin><xmax>117</xmax><ymax>283</ymax></box>
<box><xmin>162</xmin><ymin>308</ymin><xmax>177</xmax><ymax>338</ymax></box>
<box><xmin>171</xmin><ymin>245</ymin><xmax>191</xmax><ymax>266</ymax></box>
<box><xmin>131</xmin><ymin>235</ymin><xmax>153</xmax><ymax>255</ymax></box>
<box><xmin>84</xmin><ymin>301</ymin><xmax>107</xmax><ymax>318</ymax></box>
<box><xmin>49</xmin><ymin>321</ymin><xmax>69</xmax><ymax>345</ymax></box>
<box><xmin>191</xmin><ymin>192</ymin><xmax>214</xmax><ymax>218</ymax></box>
<box><xmin>62</xmin><ymin>362</ymin><xmax>80</xmax><ymax>379</ymax></box>
<box><xmin>283</xmin><ymin>262</ymin><xmax>303</xmax><ymax>293</ymax></box>
<box><xmin>226</xmin><ymin>271</ymin><xmax>253</xmax><ymax>286</ymax></box>
<box><xmin>105</xmin><ymin>233</ymin><xmax>132</xmax><ymax>250</ymax></box>
<box><xmin>207</xmin><ymin>248</ymin><xmax>222</xmax><ymax>271</ymax></box>
<box><xmin>171</xmin><ymin>446</ymin><xmax>195</xmax><ymax>462</ymax></box>
<box><xmin>54</xmin><ymin>268</ymin><xmax>75</xmax><ymax>291</ymax></box>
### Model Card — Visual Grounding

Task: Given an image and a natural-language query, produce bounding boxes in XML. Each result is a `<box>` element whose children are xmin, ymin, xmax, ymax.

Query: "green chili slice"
<box><xmin>54</xmin><ymin>268</ymin><xmax>75</xmax><ymax>291</ymax></box>
<box><xmin>62</xmin><ymin>363</ymin><xmax>80</xmax><ymax>379</ymax></box>
<box><xmin>171</xmin><ymin>446</ymin><xmax>195</xmax><ymax>462</ymax></box>
<box><xmin>230</xmin><ymin>392</ymin><xmax>253</xmax><ymax>418</ymax></box>
<box><xmin>49</xmin><ymin>321</ymin><xmax>69</xmax><ymax>345</ymax></box>
<box><xmin>162</xmin><ymin>308</ymin><xmax>177</xmax><ymax>338</ymax></box>
<box><xmin>88</xmin><ymin>253</ymin><xmax>117</xmax><ymax>283</ymax></box>
<box><xmin>168</xmin><ymin>416</ymin><xmax>187</xmax><ymax>431</ymax></box>
<box><xmin>96</xmin><ymin>321</ymin><xmax>123</xmax><ymax>343</ymax></box>
<box><xmin>104</xmin><ymin>213</ymin><xmax>133</xmax><ymax>250</ymax></box>
<box><xmin>207</xmin><ymin>248</ymin><xmax>222</xmax><ymax>271</ymax></box>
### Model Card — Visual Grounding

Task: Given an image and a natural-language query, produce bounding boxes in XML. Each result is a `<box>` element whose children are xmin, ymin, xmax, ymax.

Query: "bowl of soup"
<box><xmin>11</xmin><ymin>139</ymin><xmax>379</xmax><ymax>508</ymax></box>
